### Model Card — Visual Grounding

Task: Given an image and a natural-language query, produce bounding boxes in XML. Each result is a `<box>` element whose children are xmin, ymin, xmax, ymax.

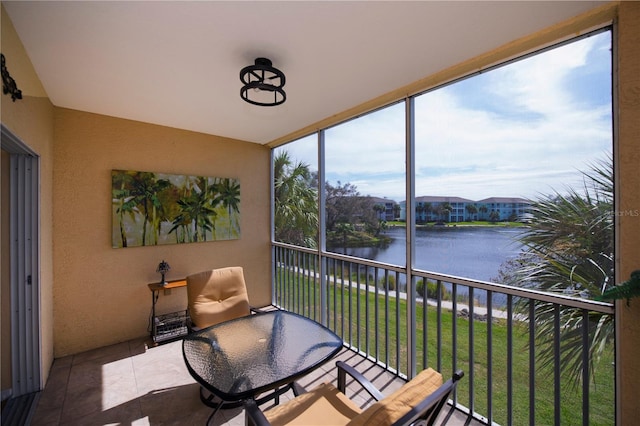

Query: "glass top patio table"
<box><xmin>182</xmin><ymin>310</ymin><xmax>343</xmax><ymax>403</ymax></box>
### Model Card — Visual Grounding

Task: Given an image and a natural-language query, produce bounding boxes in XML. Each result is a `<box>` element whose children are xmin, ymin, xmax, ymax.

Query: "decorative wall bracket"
<box><xmin>1</xmin><ymin>53</ymin><xmax>23</xmax><ymax>102</ymax></box>
<box><xmin>598</xmin><ymin>270</ymin><xmax>640</xmax><ymax>306</ymax></box>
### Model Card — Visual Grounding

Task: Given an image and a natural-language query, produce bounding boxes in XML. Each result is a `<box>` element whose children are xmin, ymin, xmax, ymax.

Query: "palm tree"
<box><xmin>119</xmin><ymin>172</ymin><xmax>171</xmax><ymax>246</ymax></box>
<box><xmin>441</xmin><ymin>202</ymin><xmax>452</xmax><ymax>222</ymax></box>
<box><xmin>415</xmin><ymin>204</ymin><xmax>425</xmax><ymax>223</ymax></box>
<box><xmin>423</xmin><ymin>202</ymin><xmax>432</xmax><ymax>221</ymax></box>
<box><xmin>434</xmin><ymin>202</ymin><xmax>451</xmax><ymax>222</ymax></box>
<box><xmin>373</xmin><ymin>203</ymin><xmax>385</xmax><ymax>220</ymax></box>
<box><xmin>127</xmin><ymin>172</ymin><xmax>171</xmax><ymax>245</ymax></box>
<box><xmin>334</xmin><ymin>222</ymin><xmax>355</xmax><ymax>254</ymax></box>
<box><xmin>512</xmin><ymin>156</ymin><xmax>613</xmax><ymax>386</ymax></box>
<box><xmin>274</xmin><ymin>151</ymin><xmax>318</xmax><ymax>248</ymax></box>
<box><xmin>478</xmin><ymin>204</ymin><xmax>488</xmax><ymax>220</ymax></box>
<box><xmin>393</xmin><ymin>204</ymin><xmax>401</xmax><ymax>220</ymax></box>
<box><xmin>169</xmin><ymin>185</ymin><xmax>216</xmax><ymax>242</ymax></box>
<box><xmin>465</xmin><ymin>204</ymin><xmax>478</xmax><ymax>221</ymax></box>
<box><xmin>218</xmin><ymin>178</ymin><xmax>241</xmax><ymax>238</ymax></box>
<box><xmin>148</xmin><ymin>179</ymin><xmax>172</xmax><ymax>244</ymax></box>
<box><xmin>112</xmin><ymin>172</ymin><xmax>139</xmax><ymax>247</ymax></box>
<box><xmin>191</xmin><ymin>176</ymin><xmax>219</xmax><ymax>241</ymax></box>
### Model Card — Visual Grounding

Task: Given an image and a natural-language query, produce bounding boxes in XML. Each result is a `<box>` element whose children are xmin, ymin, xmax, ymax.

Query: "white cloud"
<box><xmin>278</xmin><ymin>32</ymin><xmax>612</xmax><ymax>203</ymax></box>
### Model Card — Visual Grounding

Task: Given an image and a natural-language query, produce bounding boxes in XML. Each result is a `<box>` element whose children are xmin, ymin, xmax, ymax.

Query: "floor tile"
<box><xmin>70</xmin><ymin>341</ymin><xmax>131</xmax><ymax>367</ymax></box>
<box><xmin>31</xmin><ymin>334</ymin><xmax>480</xmax><ymax>426</ymax></box>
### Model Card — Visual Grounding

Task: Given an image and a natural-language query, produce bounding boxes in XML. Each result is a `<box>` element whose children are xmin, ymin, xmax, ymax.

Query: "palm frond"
<box><xmin>510</xmin><ymin>156</ymin><xmax>614</xmax><ymax>387</ymax></box>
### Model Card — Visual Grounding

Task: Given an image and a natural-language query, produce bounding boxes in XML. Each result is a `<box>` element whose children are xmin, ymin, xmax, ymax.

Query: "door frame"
<box><xmin>1</xmin><ymin>123</ymin><xmax>41</xmax><ymax>396</ymax></box>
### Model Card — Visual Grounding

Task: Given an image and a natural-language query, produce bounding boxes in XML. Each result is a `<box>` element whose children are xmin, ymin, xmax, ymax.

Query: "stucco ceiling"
<box><xmin>3</xmin><ymin>1</ymin><xmax>608</xmax><ymax>145</ymax></box>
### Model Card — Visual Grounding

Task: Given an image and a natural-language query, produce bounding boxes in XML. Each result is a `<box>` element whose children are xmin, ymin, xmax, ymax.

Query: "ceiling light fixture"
<box><xmin>239</xmin><ymin>57</ymin><xmax>286</xmax><ymax>107</ymax></box>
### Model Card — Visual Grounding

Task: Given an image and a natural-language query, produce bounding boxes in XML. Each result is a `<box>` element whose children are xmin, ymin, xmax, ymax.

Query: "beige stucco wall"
<box><xmin>616</xmin><ymin>2</ymin><xmax>640</xmax><ymax>424</ymax></box>
<box><xmin>1</xmin><ymin>3</ymin><xmax>55</xmax><ymax>389</ymax></box>
<box><xmin>2</xmin><ymin>1</ymin><xmax>639</xmax><ymax>423</ymax></box>
<box><xmin>52</xmin><ymin>109</ymin><xmax>271</xmax><ymax>356</ymax></box>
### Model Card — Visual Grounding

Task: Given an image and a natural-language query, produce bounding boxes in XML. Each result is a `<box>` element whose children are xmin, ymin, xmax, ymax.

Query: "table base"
<box><xmin>200</xmin><ymin>382</ymin><xmax>300</xmax><ymax>409</ymax></box>
<box><xmin>200</xmin><ymin>387</ymin><xmax>244</xmax><ymax>410</ymax></box>
<box><xmin>200</xmin><ymin>381</ymin><xmax>306</xmax><ymax>425</ymax></box>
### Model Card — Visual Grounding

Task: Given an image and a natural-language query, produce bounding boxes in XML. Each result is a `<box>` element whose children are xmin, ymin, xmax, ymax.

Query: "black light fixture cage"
<box><xmin>240</xmin><ymin>57</ymin><xmax>286</xmax><ymax>106</ymax></box>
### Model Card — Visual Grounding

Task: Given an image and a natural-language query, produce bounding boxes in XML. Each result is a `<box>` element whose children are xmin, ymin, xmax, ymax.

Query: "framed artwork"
<box><xmin>112</xmin><ymin>170</ymin><xmax>240</xmax><ymax>248</ymax></box>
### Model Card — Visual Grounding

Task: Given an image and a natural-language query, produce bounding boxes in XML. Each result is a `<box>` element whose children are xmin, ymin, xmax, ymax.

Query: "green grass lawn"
<box><xmin>275</xmin><ymin>270</ymin><xmax>615</xmax><ymax>425</ymax></box>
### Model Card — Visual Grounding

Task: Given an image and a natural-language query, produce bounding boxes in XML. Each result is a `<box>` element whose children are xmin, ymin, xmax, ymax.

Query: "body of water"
<box><xmin>332</xmin><ymin>226</ymin><xmax>526</xmax><ymax>304</ymax></box>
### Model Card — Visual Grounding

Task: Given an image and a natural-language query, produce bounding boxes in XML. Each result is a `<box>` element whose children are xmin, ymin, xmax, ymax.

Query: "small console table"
<box><xmin>148</xmin><ymin>279</ymin><xmax>190</xmax><ymax>343</ymax></box>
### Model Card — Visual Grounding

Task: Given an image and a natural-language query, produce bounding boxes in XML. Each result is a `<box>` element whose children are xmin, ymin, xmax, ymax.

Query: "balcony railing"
<box><xmin>272</xmin><ymin>242</ymin><xmax>615</xmax><ymax>426</ymax></box>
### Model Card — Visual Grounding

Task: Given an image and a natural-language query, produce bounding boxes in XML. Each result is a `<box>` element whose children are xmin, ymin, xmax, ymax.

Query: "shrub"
<box><xmin>380</xmin><ymin>275</ymin><xmax>396</xmax><ymax>291</ymax></box>
<box><xmin>416</xmin><ymin>279</ymin><xmax>448</xmax><ymax>300</ymax></box>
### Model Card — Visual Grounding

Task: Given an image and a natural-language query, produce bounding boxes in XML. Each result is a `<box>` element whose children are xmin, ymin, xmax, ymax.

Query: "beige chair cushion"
<box><xmin>186</xmin><ymin>267</ymin><xmax>251</xmax><ymax>328</ymax></box>
<box><xmin>263</xmin><ymin>368</ymin><xmax>443</xmax><ymax>426</ymax></box>
<box><xmin>265</xmin><ymin>382</ymin><xmax>362</xmax><ymax>426</ymax></box>
<box><xmin>347</xmin><ymin>368</ymin><xmax>443</xmax><ymax>426</ymax></box>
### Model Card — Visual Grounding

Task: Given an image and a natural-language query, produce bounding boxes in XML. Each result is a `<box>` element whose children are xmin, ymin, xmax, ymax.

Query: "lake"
<box><xmin>332</xmin><ymin>226</ymin><xmax>526</xmax><ymax>304</ymax></box>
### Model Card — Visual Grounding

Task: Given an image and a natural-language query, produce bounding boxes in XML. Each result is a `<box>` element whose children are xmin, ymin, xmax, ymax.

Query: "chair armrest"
<box><xmin>336</xmin><ymin>360</ymin><xmax>385</xmax><ymax>402</ymax></box>
<box><xmin>292</xmin><ymin>381</ymin><xmax>307</xmax><ymax>396</ymax></box>
<box><xmin>244</xmin><ymin>399</ymin><xmax>272</xmax><ymax>426</ymax></box>
<box><xmin>250</xmin><ymin>305</ymin><xmax>274</xmax><ymax>314</ymax></box>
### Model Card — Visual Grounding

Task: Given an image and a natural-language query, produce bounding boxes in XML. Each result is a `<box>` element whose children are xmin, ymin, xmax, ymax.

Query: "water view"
<box><xmin>333</xmin><ymin>226</ymin><xmax>526</xmax><ymax>305</ymax></box>
<box><xmin>337</xmin><ymin>226</ymin><xmax>525</xmax><ymax>281</ymax></box>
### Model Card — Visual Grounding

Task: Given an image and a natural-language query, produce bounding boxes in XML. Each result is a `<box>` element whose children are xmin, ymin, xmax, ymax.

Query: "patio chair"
<box><xmin>244</xmin><ymin>361</ymin><xmax>464</xmax><ymax>426</ymax></box>
<box><xmin>186</xmin><ymin>266</ymin><xmax>263</xmax><ymax>411</ymax></box>
<box><xmin>186</xmin><ymin>266</ymin><xmax>252</xmax><ymax>331</ymax></box>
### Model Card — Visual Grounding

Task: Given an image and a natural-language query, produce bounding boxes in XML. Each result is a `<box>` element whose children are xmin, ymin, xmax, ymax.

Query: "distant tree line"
<box><xmin>274</xmin><ymin>152</ymin><xmax>391</xmax><ymax>249</ymax></box>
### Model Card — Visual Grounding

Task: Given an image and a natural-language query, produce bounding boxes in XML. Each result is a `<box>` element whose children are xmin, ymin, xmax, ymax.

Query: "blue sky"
<box><xmin>277</xmin><ymin>30</ymin><xmax>612</xmax><ymax>202</ymax></box>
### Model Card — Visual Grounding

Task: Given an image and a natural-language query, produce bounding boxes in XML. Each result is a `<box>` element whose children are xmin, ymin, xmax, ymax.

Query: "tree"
<box><xmin>334</xmin><ymin>222</ymin><xmax>355</xmax><ymax>253</ymax></box>
<box><xmin>217</xmin><ymin>178</ymin><xmax>240</xmax><ymax>238</ymax></box>
<box><xmin>478</xmin><ymin>204</ymin><xmax>488</xmax><ymax>220</ymax></box>
<box><xmin>423</xmin><ymin>202</ymin><xmax>432</xmax><ymax>221</ymax></box>
<box><xmin>325</xmin><ymin>182</ymin><xmax>379</xmax><ymax>233</ymax></box>
<box><xmin>415</xmin><ymin>204</ymin><xmax>425</xmax><ymax>223</ymax></box>
<box><xmin>273</xmin><ymin>151</ymin><xmax>387</xmax><ymax>249</ymax></box>
<box><xmin>465</xmin><ymin>204</ymin><xmax>478</xmax><ymax>221</ymax></box>
<box><xmin>112</xmin><ymin>172</ymin><xmax>139</xmax><ymax>247</ymax></box>
<box><xmin>509</xmin><ymin>156</ymin><xmax>613</xmax><ymax>386</ymax></box>
<box><xmin>325</xmin><ymin>181</ymin><xmax>359</xmax><ymax>230</ymax></box>
<box><xmin>393</xmin><ymin>204</ymin><xmax>401</xmax><ymax>220</ymax></box>
<box><xmin>273</xmin><ymin>151</ymin><xmax>318</xmax><ymax>248</ymax></box>
<box><xmin>128</xmin><ymin>172</ymin><xmax>171</xmax><ymax>246</ymax></box>
<box><xmin>376</xmin><ymin>219</ymin><xmax>388</xmax><ymax>236</ymax></box>
<box><xmin>169</xmin><ymin>187</ymin><xmax>216</xmax><ymax>242</ymax></box>
<box><xmin>373</xmin><ymin>203</ymin><xmax>386</xmax><ymax>220</ymax></box>
<box><xmin>434</xmin><ymin>202</ymin><xmax>452</xmax><ymax>222</ymax></box>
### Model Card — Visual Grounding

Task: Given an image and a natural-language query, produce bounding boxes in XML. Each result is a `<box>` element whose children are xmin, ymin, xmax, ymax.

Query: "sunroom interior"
<box><xmin>1</xmin><ymin>1</ymin><xmax>639</xmax><ymax>425</ymax></box>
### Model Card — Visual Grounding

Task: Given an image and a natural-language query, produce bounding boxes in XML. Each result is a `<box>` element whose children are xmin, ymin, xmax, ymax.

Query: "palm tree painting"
<box><xmin>112</xmin><ymin>170</ymin><xmax>240</xmax><ymax>248</ymax></box>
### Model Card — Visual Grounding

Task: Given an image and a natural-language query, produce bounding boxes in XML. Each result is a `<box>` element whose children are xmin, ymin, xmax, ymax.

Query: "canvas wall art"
<box><xmin>112</xmin><ymin>170</ymin><xmax>240</xmax><ymax>248</ymax></box>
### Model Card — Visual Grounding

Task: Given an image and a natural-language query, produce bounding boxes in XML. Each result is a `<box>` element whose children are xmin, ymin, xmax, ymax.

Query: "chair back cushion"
<box><xmin>186</xmin><ymin>267</ymin><xmax>251</xmax><ymax>328</ymax></box>
<box><xmin>347</xmin><ymin>368</ymin><xmax>443</xmax><ymax>426</ymax></box>
<box><xmin>265</xmin><ymin>382</ymin><xmax>362</xmax><ymax>426</ymax></box>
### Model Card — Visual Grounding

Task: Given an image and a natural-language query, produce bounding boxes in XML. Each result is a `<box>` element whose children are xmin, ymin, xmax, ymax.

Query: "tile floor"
<box><xmin>29</xmin><ymin>336</ymin><xmax>479</xmax><ymax>425</ymax></box>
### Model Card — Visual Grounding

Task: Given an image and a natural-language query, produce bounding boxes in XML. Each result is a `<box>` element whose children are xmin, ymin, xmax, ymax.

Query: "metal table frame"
<box><xmin>182</xmin><ymin>310</ymin><xmax>343</xmax><ymax>423</ymax></box>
